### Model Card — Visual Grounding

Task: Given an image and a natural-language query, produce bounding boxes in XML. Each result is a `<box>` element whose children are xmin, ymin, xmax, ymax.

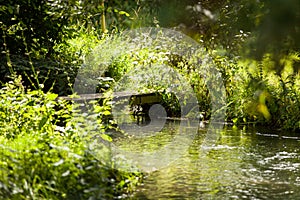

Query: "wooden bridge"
<box><xmin>59</xmin><ymin>91</ymin><xmax>165</xmax><ymax>115</ymax></box>
<box><xmin>60</xmin><ymin>91</ymin><xmax>162</xmax><ymax>104</ymax></box>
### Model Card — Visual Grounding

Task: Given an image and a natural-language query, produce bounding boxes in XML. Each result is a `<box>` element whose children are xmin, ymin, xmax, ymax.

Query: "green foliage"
<box><xmin>1</xmin><ymin>25</ymin><xmax>104</xmax><ymax>95</ymax></box>
<box><xmin>0</xmin><ymin>55</ymin><xmax>76</xmax><ymax>95</ymax></box>
<box><xmin>0</xmin><ymin>76</ymin><xmax>60</xmax><ymax>138</ymax></box>
<box><xmin>215</xmin><ymin>52</ymin><xmax>300</xmax><ymax>131</ymax></box>
<box><xmin>0</xmin><ymin>5</ymin><xmax>299</xmax><ymax>200</ymax></box>
<box><xmin>102</xmin><ymin>49</ymin><xmax>183</xmax><ymax>117</ymax></box>
<box><xmin>94</xmin><ymin>44</ymin><xmax>211</xmax><ymax>119</ymax></box>
<box><xmin>0</xmin><ymin>0</ymin><xmax>155</xmax><ymax>93</ymax></box>
<box><xmin>151</xmin><ymin>0</ymin><xmax>300</xmax><ymax>74</ymax></box>
<box><xmin>53</xmin><ymin>27</ymin><xmax>101</xmax><ymax>66</ymax></box>
<box><xmin>42</xmin><ymin>0</ymin><xmax>156</xmax><ymax>33</ymax></box>
<box><xmin>0</xmin><ymin>0</ymin><xmax>70</xmax><ymax>57</ymax></box>
<box><xmin>0</xmin><ymin>77</ymin><xmax>142</xmax><ymax>199</ymax></box>
<box><xmin>104</xmin><ymin>38</ymin><xmax>299</xmax><ymax>130</ymax></box>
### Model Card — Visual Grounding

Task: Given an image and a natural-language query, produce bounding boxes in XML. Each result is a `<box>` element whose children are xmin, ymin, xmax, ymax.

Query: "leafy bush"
<box><xmin>0</xmin><ymin>77</ymin><xmax>141</xmax><ymax>200</ymax></box>
<box><xmin>94</xmin><ymin>46</ymin><xmax>211</xmax><ymax>118</ymax></box>
<box><xmin>213</xmin><ymin>51</ymin><xmax>300</xmax><ymax>131</ymax></box>
<box><xmin>1</xmin><ymin>27</ymin><xmax>103</xmax><ymax>95</ymax></box>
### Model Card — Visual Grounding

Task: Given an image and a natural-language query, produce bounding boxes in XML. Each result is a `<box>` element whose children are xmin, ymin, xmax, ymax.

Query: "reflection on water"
<box><xmin>112</xmin><ymin>119</ymin><xmax>300</xmax><ymax>199</ymax></box>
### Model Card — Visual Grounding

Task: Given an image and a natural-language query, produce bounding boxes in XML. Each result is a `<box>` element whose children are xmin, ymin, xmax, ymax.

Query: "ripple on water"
<box><xmin>126</xmin><ymin>125</ymin><xmax>300</xmax><ymax>199</ymax></box>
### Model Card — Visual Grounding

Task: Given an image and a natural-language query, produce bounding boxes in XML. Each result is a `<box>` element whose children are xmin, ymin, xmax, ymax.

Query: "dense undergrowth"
<box><xmin>0</xmin><ymin>76</ymin><xmax>141</xmax><ymax>199</ymax></box>
<box><xmin>3</xmin><ymin>29</ymin><xmax>298</xmax><ymax>131</ymax></box>
<box><xmin>212</xmin><ymin>51</ymin><xmax>300</xmax><ymax>131</ymax></box>
<box><xmin>76</xmin><ymin>30</ymin><xmax>299</xmax><ymax>131</ymax></box>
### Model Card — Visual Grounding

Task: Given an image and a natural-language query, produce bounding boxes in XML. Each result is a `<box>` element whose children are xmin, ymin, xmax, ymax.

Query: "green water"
<box><xmin>113</xmin><ymin>120</ymin><xmax>300</xmax><ymax>199</ymax></box>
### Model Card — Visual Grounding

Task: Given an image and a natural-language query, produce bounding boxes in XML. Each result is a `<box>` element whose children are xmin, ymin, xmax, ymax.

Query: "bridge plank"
<box><xmin>58</xmin><ymin>91</ymin><xmax>162</xmax><ymax>103</ymax></box>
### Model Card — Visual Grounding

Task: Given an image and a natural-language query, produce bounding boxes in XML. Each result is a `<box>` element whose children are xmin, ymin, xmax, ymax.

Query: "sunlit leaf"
<box><xmin>101</xmin><ymin>134</ymin><xmax>112</xmax><ymax>142</ymax></box>
<box><xmin>47</xmin><ymin>93</ymin><xmax>58</xmax><ymax>101</ymax></box>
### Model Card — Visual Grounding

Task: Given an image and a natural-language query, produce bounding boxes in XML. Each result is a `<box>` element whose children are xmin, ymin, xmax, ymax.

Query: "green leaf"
<box><xmin>119</xmin><ymin>180</ymin><xmax>125</xmax><ymax>187</ymax></box>
<box><xmin>232</xmin><ymin>118</ymin><xmax>238</xmax><ymax>124</ymax></box>
<box><xmin>39</xmin><ymin>116</ymin><xmax>48</xmax><ymax>129</ymax></box>
<box><xmin>102</xmin><ymin>110</ymin><xmax>111</xmax><ymax>116</ymax></box>
<box><xmin>101</xmin><ymin>134</ymin><xmax>112</xmax><ymax>142</ymax></box>
<box><xmin>47</xmin><ymin>93</ymin><xmax>58</xmax><ymax>101</ymax></box>
<box><xmin>119</xmin><ymin>11</ymin><xmax>130</xmax><ymax>17</ymax></box>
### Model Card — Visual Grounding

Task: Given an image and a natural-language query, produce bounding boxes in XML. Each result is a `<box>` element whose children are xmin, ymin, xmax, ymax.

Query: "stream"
<box><xmin>111</xmin><ymin>119</ymin><xmax>300</xmax><ymax>199</ymax></box>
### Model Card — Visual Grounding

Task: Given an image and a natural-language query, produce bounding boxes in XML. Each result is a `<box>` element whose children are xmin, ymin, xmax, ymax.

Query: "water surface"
<box><xmin>113</xmin><ymin>120</ymin><xmax>300</xmax><ymax>199</ymax></box>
